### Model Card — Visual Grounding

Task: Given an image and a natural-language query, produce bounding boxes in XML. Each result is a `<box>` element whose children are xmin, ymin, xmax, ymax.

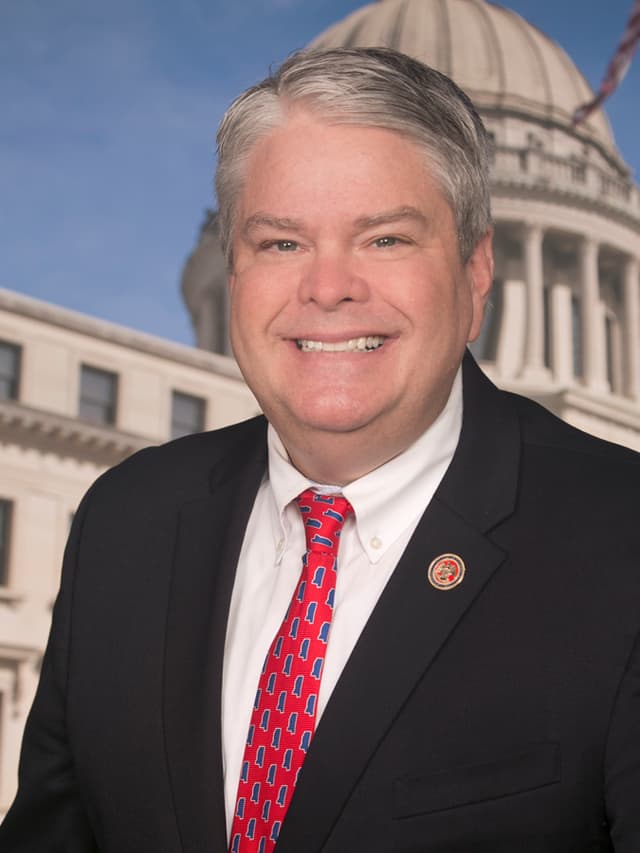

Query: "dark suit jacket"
<box><xmin>1</xmin><ymin>355</ymin><xmax>640</xmax><ymax>853</ymax></box>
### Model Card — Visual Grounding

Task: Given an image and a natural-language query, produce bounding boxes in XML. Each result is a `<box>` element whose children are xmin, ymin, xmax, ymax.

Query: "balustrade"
<box><xmin>491</xmin><ymin>146</ymin><xmax>640</xmax><ymax>222</ymax></box>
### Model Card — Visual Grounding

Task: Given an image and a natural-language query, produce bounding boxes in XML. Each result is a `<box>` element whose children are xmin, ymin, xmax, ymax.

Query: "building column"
<box><xmin>549</xmin><ymin>276</ymin><xmax>573</xmax><ymax>385</ymax></box>
<box><xmin>623</xmin><ymin>256</ymin><xmax>640</xmax><ymax>400</ymax></box>
<box><xmin>579</xmin><ymin>236</ymin><xmax>608</xmax><ymax>393</ymax></box>
<box><xmin>495</xmin><ymin>266</ymin><xmax>527</xmax><ymax>379</ymax></box>
<box><xmin>520</xmin><ymin>224</ymin><xmax>548</xmax><ymax>381</ymax></box>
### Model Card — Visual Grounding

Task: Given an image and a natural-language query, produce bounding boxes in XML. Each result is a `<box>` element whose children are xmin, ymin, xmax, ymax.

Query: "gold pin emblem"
<box><xmin>427</xmin><ymin>553</ymin><xmax>465</xmax><ymax>590</ymax></box>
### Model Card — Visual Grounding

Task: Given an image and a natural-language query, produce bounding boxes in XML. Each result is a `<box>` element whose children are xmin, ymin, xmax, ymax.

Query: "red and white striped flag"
<box><xmin>573</xmin><ymin>0</ymin><xmax>640</xmax><ymax>125</ymax></box>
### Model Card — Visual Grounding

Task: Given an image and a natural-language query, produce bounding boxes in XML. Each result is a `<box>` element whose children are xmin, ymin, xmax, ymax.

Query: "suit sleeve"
<box><xmin>605</xmin><ymin>626</ymin><xmax>640</xmax><ymax>851</ymax></box>
<box><xmin>0</xmin><ymin>490</ymin><xmax>99</xmax><ymax>852</ymax></box>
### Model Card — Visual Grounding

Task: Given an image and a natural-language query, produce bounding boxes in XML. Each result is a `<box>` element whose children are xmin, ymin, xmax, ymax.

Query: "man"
<box><xmin>1</xmin><ymin>47</ymin><xmax>639</xmax><ymax>853</ymax></box>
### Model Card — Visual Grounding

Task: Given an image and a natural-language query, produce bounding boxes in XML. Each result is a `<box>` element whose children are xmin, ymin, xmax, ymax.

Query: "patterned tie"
<box><xmin>229</xmin><ymin>489</ymin><xmax>353</xmax><ymax>853</ymax></box>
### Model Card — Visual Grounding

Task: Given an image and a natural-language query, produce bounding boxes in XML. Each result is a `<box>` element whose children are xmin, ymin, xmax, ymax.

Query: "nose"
<box><xmin>298</xmin><ymin>251</ymin><xmax>370</xmax><ymax>309</ymax></box>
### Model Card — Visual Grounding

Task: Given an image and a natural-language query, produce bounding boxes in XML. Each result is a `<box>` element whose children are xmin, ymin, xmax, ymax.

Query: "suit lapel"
<box><xmin>163</xmin><ymin>422</ymin><xmax>267</xmax><ymax>853</ymax></box>
<box><xmin>275</xmin><ymin>355</ymin><xmax>522</xmax><ymax>853</ymax></box>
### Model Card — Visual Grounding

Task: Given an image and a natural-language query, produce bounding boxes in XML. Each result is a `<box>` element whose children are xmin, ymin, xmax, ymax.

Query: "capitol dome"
<box><xmin>310</xmin><ymin>0</ymin><xmax>618</xmax><ymax>161</ymax></box>
<box><xmin>182</xmin><ymin>0</ymin><xmax>640</xmax><ymax>450</ymax></box>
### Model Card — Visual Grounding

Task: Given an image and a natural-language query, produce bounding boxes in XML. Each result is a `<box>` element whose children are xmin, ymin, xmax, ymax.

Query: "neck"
<box><xmin>277</xmin><ymin>413</ymin><xmax>440</xmax><ymax>486</ymax></box>
<box><xmin>267</xmin><ymin>372</ymin><xmax>458</xmax><ymax>485</ymax></box>
<box><xmin>288</xmin><ymin>438</ymin><xmax>396</xmax><ymax>486</ymax></box>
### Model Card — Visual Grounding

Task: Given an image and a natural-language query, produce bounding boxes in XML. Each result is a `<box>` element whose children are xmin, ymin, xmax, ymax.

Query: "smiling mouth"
<box><xmin>296</xmin><ymin>335</ymin><xmax>386</xmax><ymax>353</ymax></box>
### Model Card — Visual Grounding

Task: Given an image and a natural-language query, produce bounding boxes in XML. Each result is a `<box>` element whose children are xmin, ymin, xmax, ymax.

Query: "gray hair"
<box><xmin>215</xmin><ymin>47</ymin><xmax>492</xmax><ymax>265</ymax></box>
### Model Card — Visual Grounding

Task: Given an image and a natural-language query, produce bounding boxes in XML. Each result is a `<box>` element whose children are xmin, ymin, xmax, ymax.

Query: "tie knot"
<box><xmin>295</xmin><ymin>489</ymin><xmax>353</xmax><ymax>555</ymax></box>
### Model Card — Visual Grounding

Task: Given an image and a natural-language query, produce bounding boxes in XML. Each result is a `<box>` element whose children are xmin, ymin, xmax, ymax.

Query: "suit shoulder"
<box><xmin>504</xmin><ymin>389</ymin><xmax>640</xmax><ymax>470</ymax></box>
<box><xmin>85</xmin><ymin>415</ymin><xmax>268</xmax><ymax>508</ymax></box>
<box><xmin>500</xmin><ymin>390</ymin><xmax>640</xmax><ymax>529</ymax></box>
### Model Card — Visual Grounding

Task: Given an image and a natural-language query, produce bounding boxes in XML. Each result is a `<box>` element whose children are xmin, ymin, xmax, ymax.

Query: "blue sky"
<box><xmin>2</xmin><ymin>0</ymin><xmax>639</xmax><ymax>346</ymax></box>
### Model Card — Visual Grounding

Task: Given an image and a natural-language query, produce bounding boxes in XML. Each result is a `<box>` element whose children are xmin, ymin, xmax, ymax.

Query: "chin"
<box><xmin>284</xmin><ymin>399</ymin><xmax>383</xmax><ymax>436</ymax></box>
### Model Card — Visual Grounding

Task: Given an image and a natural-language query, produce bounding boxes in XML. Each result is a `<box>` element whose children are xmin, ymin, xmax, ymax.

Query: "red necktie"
<box><xmin>229</xmin><ymin>489</ymin><xmax>353</xmax><ymax>853</ymax></box>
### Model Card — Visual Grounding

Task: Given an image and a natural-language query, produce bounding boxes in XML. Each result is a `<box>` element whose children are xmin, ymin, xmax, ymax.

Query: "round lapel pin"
<box><xmin>427</xmin><ymin>553</ymin><xmax>465</xmax><ymax>590</ymax></box>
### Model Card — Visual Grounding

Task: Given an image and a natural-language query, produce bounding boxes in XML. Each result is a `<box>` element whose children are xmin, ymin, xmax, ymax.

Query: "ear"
<box><xmin>465</xmin><ymin>228</ymin><xmax>494</xmax><ymax>343</ymax></box>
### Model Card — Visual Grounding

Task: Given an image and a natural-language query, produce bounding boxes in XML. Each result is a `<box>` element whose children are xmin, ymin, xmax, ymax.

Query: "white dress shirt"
<box><xmin>221</xmin><ymin>369</ymin><xmax>463</xmax><ymax>836</ymax></box>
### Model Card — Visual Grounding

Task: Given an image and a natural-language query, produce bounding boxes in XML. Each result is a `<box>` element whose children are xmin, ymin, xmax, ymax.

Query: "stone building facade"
<box><xmin>0</xmin><ymin>287</ymin><xmax>258</xmax><ymax>814</ymax></box>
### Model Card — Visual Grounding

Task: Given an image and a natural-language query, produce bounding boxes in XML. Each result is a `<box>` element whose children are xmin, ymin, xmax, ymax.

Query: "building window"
<box><xmin>171</xmin><ymin>391</ymin><xmax>206</xmax><ymax>439</ymax></box>
<box><xmin>527</xmin><ymin>132</ymin><xmax>543</xmax><ymax>150</ymax></box>
<box><xmin>570</xmin><ymin>159</ymin><xmax>586</xmax><ymax>184</ymax></box>
<box><xmin>518</xmin><ymin>150</ymin><xmax>528</xmax><ymax>172</ymax></box>
<box><xmin>605</xmin><ymin>315</ymin><xmax>615</xmax><ymax>391</ymax></box>
<box><xmin>0</xmin><ymin>499</ymin><xmax>13</xmax><ymax>587</ymax></box>
<box><xmin>571</xmin><ymin>295</ymin><xmax>583</xmax><ymax>379</ymax></box>
<box><xmin>0</xmin><ymin>341</ymin><xmax>21</xmax><ymax>400</ymax></box>
<box><xmin>543</xmin><ymin>286</ymin><xmax>551</xmax><ymax>369</ymax></box>
<box><xmin>605</xmin><ymin>312</ymin><xmax>623</xmax><ymax>394</ymax></box>
<box><xmin>79</xmin><ymin>365</ymin><xmax>118</xmax><ymax>426</ymax></box>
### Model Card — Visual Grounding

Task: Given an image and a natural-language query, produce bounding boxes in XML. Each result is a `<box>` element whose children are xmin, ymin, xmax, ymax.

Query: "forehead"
<box><xmin>235</xmin><ymin>113</ymin><xmax>445</xmax><ymax>223</ymax></box>
<box><xmin>246</xmin><ymin>110</ymin><xmax>424</xmax><ymax>170</ymax></box>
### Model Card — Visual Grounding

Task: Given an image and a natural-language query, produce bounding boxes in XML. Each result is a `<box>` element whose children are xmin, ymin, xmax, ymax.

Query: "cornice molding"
<box><xmin>0</xmin><ymin>643</ymin><xmax>41</xmax><ymax>663</ymax></box>
<box><xmin>0</xmin><ymin>288</ymin><xmax>243</xmax><ymax>381</ymax></box>
<box><xmin>0</xmin><ymin>398</ymin><xmax>153</xmax><ymax>465</ymax></box>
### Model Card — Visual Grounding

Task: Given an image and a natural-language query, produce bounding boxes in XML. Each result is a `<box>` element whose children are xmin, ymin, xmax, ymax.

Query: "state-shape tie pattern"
<box><xmin>229</xmin><ymin>489</ymin><xmax>353</xmax><ymax>853</ymax></box>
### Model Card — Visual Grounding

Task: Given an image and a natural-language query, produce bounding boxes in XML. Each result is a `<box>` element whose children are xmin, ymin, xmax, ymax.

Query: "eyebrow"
<box><xmin>241</xmin><ymin>213</ymin><xmax>305</xmax><ymax>237</ymax></box>
<box><xmin>353</xmin><ymin>206</ymin><xmax>428</xmax><ymax>230</ymax></box>
<box><xmin>240</xmin><ymin>205</ymin><xmax>428</xmax><ymax>238</ymax></box>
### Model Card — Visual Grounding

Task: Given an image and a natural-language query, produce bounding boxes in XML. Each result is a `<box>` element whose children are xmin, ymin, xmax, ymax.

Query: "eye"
<box><xmin>372</xmin><ymin>236</ymin><xmax>405</xmax><ymax>249</ymax></box>
<box><xmin>261</xmin><ymin>239</ymin><xmax>299</xmax><ymax>252</ymax></box>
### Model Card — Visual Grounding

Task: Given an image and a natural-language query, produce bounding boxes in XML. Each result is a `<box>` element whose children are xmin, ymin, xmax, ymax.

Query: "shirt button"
<box><xmin>370</xmin><ymin>536</ymin><xmax>383</xmax><ymax>550</ymax></box>
<box><xmin>276</xmin><ymin>538</ymin><xmax>285</xmax><ymax>553</ymax></box>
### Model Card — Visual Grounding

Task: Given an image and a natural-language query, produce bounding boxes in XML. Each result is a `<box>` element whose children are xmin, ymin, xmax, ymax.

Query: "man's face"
<box><xmin>229</xmin><ymin>112</ymin><xmax>493</xmax><ymax>474</ymax></box>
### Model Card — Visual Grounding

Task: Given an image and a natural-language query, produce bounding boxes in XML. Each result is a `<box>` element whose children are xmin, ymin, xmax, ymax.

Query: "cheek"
<box><xmin>230</xmin><ymin>272</ymin><xmax>290</xmax><ymax>347</ymax></box>
<box><xmin>230</xmin><ymin>273</ymin><xmax>265</xmax><ymax>326</ymax></box>
<box><xmin>228</xmin><ymin>288</ymin><xmax>245</xmax><ymax>340</ymax></box>
<box><xmin>228</xmin><ymin>282</ymin><xmax>261</xmax><ymax>361</ymax></box>
<box><xmin>400</xmin><ymin>275</ymin><xmax>458</xmax><ymax>332</ymax></box>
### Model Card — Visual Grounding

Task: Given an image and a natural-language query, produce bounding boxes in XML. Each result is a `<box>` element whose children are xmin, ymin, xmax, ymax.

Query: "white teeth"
<box><xmin>297</xmin><ymin>336</ymin><xmax>386</xmax><ymax>352</ymax></box>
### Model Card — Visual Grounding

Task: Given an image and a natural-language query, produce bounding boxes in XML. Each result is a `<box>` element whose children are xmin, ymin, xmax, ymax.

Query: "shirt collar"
<box><xmin>267</xmin><ymin>367</ymin><xmax>463</xmax><ymax>563</ymax></box>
